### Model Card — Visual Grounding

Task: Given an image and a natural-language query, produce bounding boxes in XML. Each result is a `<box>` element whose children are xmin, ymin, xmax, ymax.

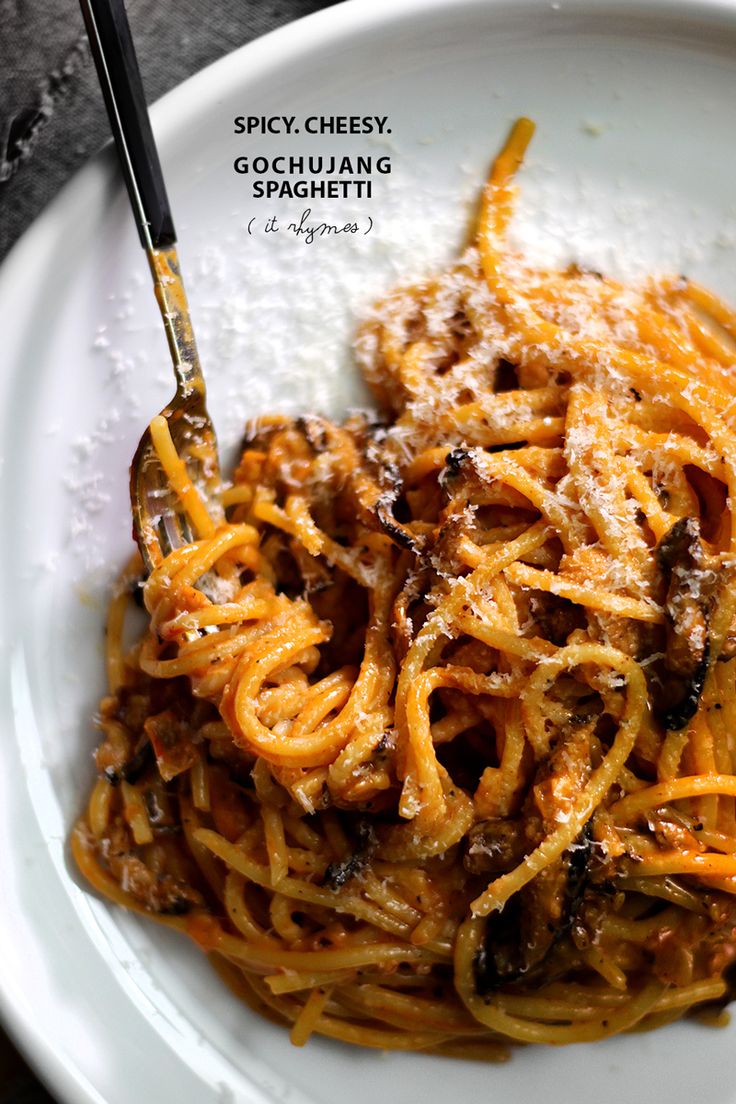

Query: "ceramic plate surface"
<box><xmin>3</xmin><ymin>1</ymin><xmax>736</xmax><ymax>1101</ymax></box>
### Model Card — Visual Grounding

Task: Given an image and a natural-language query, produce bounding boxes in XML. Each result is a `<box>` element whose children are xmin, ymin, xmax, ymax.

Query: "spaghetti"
<box><xmin>74</xmin><ymin>119</ymin><xmax>736</xmax><ymax>1057</ymax></box>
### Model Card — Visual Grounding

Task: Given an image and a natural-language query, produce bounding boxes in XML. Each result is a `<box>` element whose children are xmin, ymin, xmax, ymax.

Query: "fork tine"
<box><xmin>82</xmin><ymin>0</ymin><xmax>224</xmax><ymax>588</ymax></box>
<box><xmin>130</xmin><ymin>399</ymin><xmax>223</xmax><ymax>592</ymax></box>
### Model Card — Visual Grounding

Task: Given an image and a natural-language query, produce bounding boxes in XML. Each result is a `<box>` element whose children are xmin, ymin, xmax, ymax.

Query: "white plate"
<box><xmin>4</xmin><ymin>0</ymin><xmax>736</xmax><ymax>1100</ymax></box>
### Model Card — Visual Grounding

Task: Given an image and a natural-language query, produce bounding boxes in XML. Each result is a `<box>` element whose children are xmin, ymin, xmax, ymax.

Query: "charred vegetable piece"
<box><xmin>439</xmin><ymin>446</ymin><xmax>482</xmax><ymax>495</ymax></box>
<box><xmin>374</xmin><ymin>464</ymin><xmax>422</xmax><ymax>554</ymax></box>
<box><xmin>529</xmin><ymin>592</ymin><xmax>587</xmax><ymax>647</ymax></box>
<box><xmin>474</xmin><ymin>823</ymin><xmax>593</xmax><ymax>993</ymax></box>
<box><xmin>440</xmin><ymin>444</ymin><xmax>532</xmax><ymax>506</ymax></box>
<box><xmin>144</xmin><ymin>710</ymin><xmax>200</xmax><ymax>782</ymax></box>
<box><xmin>392</xmin><ymin>568</ymin><xmax>432</xmax><ymax>658</ymax></box>
<box><xmin>473</xmin><ymin>895</ymin><xmax>524</xmax><ymax>993</ymax></box>
<box><xmin>473</xmin><ymin>726</ymin><xmax>593</xmax><ymax>992</ymax></box>
<box><xmin>655</xmin><ymin>517</ymin><xmax>715</xmax><ymax>731</ymax></box>
<box><xmin>464</xmin><ymin>818</ymin><xmax>528</xmax><ymax>875</ymax></box>
<box><xmin>532</xmin><ymin>723</ymin><xmax>592</xmax><ymax>826</ymax></box>
<box><xmin>143</xmin><ymin>786</ymin><xmax>178</xmax><ymax>830</ymax></box>
<box><xmin>443</xmin><ymin>447</ymin><xmax>471</xmax><ymax>479</ymax></box>
<box><xmin>103</xmin><ymin>738</ymin><xmax>154</xmax><ymax>787</ymax></box>
<box><xmin>104</xmin><ymin>823</ymin><xmax>204</xmax><ymax>914</ymax></box>
<box><xmin>431</xmin><ymin>511</ymin><xmax>478</xmax><ymax>578</ymax></box>
<box><xmin>322</xmin><ymin>820</ymin><xmax>378</xmax><ymax>890</ymax></box>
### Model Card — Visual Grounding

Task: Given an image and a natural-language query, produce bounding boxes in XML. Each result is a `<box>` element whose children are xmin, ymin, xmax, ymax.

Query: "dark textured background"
<box><xmin>1</xmin><ymin>0</ymin><xmax>336</xmax><ymax>261</ymax></box>
<box><xmin>0</xmin><ymin>1</ymin><xmax>335</xmax><ymax>1097</ymax></box>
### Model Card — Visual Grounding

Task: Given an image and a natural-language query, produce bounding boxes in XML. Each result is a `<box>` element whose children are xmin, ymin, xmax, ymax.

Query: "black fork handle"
<box><xmin>79</xmin><ymin>0</ymin><xmax>176</xmax><ymax>249</ymax></box>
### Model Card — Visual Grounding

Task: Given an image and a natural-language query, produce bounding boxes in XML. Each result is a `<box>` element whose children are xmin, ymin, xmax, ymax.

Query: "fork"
<box><xmin>80</xmin><ymin>0</ymin><xmax>224</xmax><ymax>575</ymax></box>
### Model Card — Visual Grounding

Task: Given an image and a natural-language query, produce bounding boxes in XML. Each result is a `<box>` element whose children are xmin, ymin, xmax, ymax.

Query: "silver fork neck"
<box><xmin>147</xmin><ymin>243</ymin><xmax>205</xmax><ymax>398</ymax></box>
